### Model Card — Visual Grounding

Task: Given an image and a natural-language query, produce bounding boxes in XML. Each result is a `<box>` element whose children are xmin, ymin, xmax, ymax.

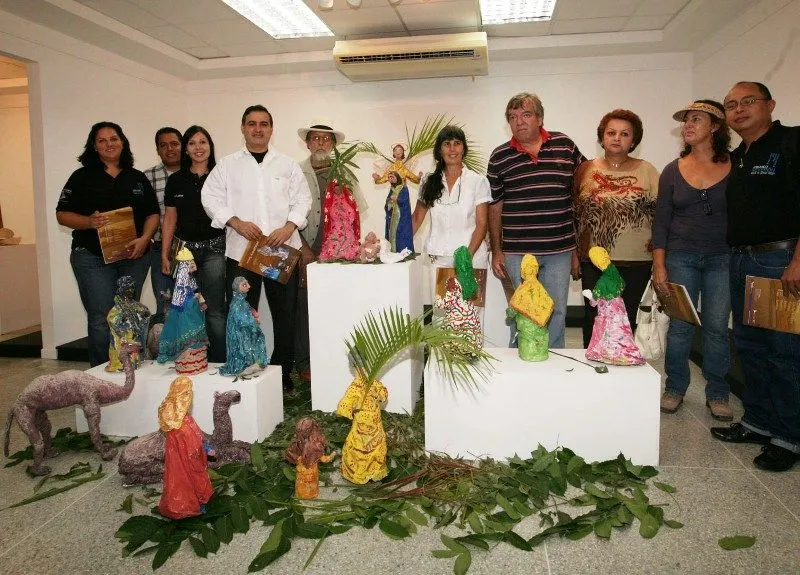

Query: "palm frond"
<box><xmin>327</xmin><ymin>141</ymin><xmax>363</xmax><ymax>189</ymax></box>
<box><xmin>406</xmin><ymin>114</ymin><xmax>451</xmax><ymax>162</ymax></box>
<box><xmin>462</xmin><ymin>139</ymin><xmax>487</xmax><ymax>175</ymax></box>
<box><xmin>345</xmin><ymin>307</ymin><xmax>494</xmax><ymax>399</ymax></box>
<box><xmin>358</xmin><ymin>141</ymin><xmax>392</xmax><ymax>164</ymax></box>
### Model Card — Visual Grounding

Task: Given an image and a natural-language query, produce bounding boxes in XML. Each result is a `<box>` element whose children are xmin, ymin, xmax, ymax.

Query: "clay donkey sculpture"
<box><xmin>118</xmin><ymin>389</ymin><xmax>251</xmax><ymax>485</ymax></box>
<box><xmin>3</xmin><ymin>341</ymin><xmax>140</xmax><ymax>476</ymax></box>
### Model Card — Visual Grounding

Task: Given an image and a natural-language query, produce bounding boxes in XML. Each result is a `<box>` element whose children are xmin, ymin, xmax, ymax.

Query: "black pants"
<box><xmin>226</xmin><ymin>258</ymin><xmax>298</xmax><ymax>388</ymax></box>
<box><xmin>580</xmin><ymin>261</ymin><xmax>651</xmax><ymax>348</ymax></box>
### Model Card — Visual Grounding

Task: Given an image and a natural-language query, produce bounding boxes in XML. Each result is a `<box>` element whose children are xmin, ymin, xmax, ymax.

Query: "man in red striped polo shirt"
<box><xmin>488</xmin><ymin>92</ymin><xmax>585</xmax><ymax>349</ymax></box>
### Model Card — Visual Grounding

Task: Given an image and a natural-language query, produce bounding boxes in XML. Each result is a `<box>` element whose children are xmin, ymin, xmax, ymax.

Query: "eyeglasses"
<box><xmin>723</xmin><ymin>96</ymin><xmax>769</xmax><ymax>111</ymax></box>
<box><xmin>699</xmin><ymin>189</ymin><xmax>712</xmax><ymax>216</ymax></box>
<box><xmin>310</xmin><ymin>134</ymin><xmax>332</xmax><ymax>143</ymax></box>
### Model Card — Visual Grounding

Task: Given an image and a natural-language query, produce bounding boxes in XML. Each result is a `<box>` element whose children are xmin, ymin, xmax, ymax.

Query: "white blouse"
<box><xmin>423</xmin><ymin>166</ymin><xmax>491</xmax><ymax>267</ymax></box>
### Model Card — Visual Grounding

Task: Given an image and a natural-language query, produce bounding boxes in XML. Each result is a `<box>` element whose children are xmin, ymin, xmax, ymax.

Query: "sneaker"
<box><xmin>706</xmin><ymin>398</ymin><xmax>733</xmax><ymax>421</ymax></box>
<box><xmin>660</xmin><ymin>390</ymin><xmax>683</xmax><ymax>414</ymax></box>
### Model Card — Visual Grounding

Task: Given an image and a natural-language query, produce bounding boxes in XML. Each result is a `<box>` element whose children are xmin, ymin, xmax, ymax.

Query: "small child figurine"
<box><xmin>219</xmin><ymin>276</ymin><xmax>270</xmax><ymax>377</ymax></box>
<box><xmin>157</xmin><ymin>376</ymin><xmax>214</xmax><ymax>520</ymax></box>
<box><xmin>283</xmin><ymin>417</ymin><xmax>336</xmax><ymax>500</ymax></box>
<box><xmin>507</xmin><ymin>254</ymin><xmax>553</xmax><ymax>361</ymax></box>
<box><xmin>106</xmin><ymin>275</ymin><xmax>150</xmax><ymax>372</ymax></box>
<box><xmin>157</xmin><ymin>247</ymin><xmax>209</xmax><ymax>374</ymax></box>
<box><xmin>583</xmin><ymin>246</ymin><xmax>646</xmax><ymax>365</ymax></box>
<box><xmin>357</xmin><ymin>231</ymin><xmax>381</xmax><ymax>263</ymax></box>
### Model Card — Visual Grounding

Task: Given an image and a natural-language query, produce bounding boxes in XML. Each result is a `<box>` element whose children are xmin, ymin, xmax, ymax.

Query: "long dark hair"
<box><xmin>419</xmin><ymin>125</ymin><xmax>469</xmax><ymax>208</ymax></box>
<box><xmin>180</xmin><ymin>125</ymin><xmax>216</xmax><ymax>172</ymax></box>
<box><xmin>78</xmin><ymin>121</ymin><xmax>134</xmax><ymax>169</ymax></box>
<box><xmin>680</xmin><ymin>100</ymin><xmax>730</xmax><ymax>163</ymax></box>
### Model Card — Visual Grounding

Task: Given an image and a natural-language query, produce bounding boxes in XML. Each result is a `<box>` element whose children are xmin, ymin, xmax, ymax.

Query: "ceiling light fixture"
<box><xmin>479</xmin><ymin>0</ymin><xmax>557</xmax><ymax>25</ymax></box>
<box><xmin>221</xmin><ymin>0</ymin><xmax>334</xmax><ymax>39</ymax></box>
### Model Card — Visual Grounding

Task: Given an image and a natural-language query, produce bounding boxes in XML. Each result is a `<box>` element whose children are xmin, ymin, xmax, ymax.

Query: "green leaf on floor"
<box><xmin>718</xmin><ymin>535</ymin><xmax>756</xmax><ymax>550</ymax></box>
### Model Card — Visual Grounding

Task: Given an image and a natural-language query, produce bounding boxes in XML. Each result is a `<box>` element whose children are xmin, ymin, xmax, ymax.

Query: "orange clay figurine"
<box><xmin>283</xmin><ymin>417</ymin><xmax>336</xmax><ymax>499</ymax></box>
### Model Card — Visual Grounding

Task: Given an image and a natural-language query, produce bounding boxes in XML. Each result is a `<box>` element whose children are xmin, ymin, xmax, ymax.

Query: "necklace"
<box><xmin>605</xmin><ymin>156</ymin><xmax>628</xmax><ymax>169</ymax></box>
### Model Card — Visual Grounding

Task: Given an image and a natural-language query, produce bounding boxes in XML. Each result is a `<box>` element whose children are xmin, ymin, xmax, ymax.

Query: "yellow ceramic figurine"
<box><xmin>336</xmin><ymin>374</ymin><xmax>389</xmax><ymax>484</ymax></box>
<box><xmin>508</xmin><ymin>254</ymin><xmax>554</xmax><ymax>361</ymax></box>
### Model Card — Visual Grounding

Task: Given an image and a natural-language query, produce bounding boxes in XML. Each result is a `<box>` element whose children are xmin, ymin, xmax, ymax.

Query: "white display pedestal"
<box><xmin>307</xmin><ymin>260</ymin><xmax>424</xmax><ymax>414</ymax></box>
<box><xmin>425</xmin><ymin>348</ymin><xmax>660</xmax><ymax>465</ymax></box>
<box><xmin>75</xmin><ymin>361</ymin><xmax>284</xmax><ymax>442</ymax></box>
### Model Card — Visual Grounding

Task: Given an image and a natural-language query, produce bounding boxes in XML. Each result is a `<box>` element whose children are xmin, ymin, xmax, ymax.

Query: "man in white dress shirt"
<box><xmin>202</xmin><ymin>105</ymin><xmax>312</xmax><ymax>391</ymax></box>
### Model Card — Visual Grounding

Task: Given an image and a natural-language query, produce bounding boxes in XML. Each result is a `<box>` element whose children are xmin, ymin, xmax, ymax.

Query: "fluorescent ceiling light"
<box><xmin>221</xmin><ymin>0</ymin><xmax>334</xmax><ymax>39</ymax></box>
<box><xmin>479</xmin><ymin>0</ymin><xmax>557</xmax><ymax>25</ymax></box>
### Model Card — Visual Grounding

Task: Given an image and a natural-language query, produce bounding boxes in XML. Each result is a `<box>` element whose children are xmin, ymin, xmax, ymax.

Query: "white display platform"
<box><xmin>75</xmin><ymin>361</ymin><xmax>284</xmax><ymax>442</ymax></box>
<box><xmin>425</xmin><ymin>348</ymin><xmax>660</xmax><ymax>465</ymax></box>
<box><xmin>307</xmin><ymin>259</ymin><xmax>424</xmax><ymax>414</ymax></box>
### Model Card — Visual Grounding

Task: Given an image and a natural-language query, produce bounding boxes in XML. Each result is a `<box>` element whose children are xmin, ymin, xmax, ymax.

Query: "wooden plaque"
<box><xmin>655</xmin><ymin>282</ymin><xmax>701</xmax><ymax>326</ymax></box>
<box><xmin>435</xmin><ymin>267</ymin><xmax>487</xmax><ymax>307</ymax></box>
<box><xmin>97</xmin><ymin>207</ymin><xmax>137</xmax><ymax>264</ymax></box>
<box><xmin>744</xmin><ymin>275</ymin><xmax>800</xmax><ymax>335</ymax></box>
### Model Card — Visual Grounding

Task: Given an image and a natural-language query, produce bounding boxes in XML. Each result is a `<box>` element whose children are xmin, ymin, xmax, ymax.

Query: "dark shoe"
<box><xmin>754</xmin><ymin>444</ymin><xmax>799</xmax><ymax>472</ymax></box>
<box><xmin>710</xmin><ymin>422</ymin><xmax>771</xmax><ymax>444</ymax></box>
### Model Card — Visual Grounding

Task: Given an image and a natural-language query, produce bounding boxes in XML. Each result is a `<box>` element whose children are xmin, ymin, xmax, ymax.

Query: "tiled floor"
<box><xmin>1</xmin><ymin>331</ymin><xmax>799</xmax><ymax>574</ymax></box>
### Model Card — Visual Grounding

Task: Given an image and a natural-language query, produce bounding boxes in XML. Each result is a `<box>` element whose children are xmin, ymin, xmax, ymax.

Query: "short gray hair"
<box><xmin>505</xmin><ymin>92</ymin><xmax>544</xmax><ymax>121</ymax></box>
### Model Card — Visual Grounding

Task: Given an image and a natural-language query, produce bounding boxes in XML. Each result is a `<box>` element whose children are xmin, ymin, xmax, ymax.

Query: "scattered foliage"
<box><xmin>718</xmin><ymin>535</ymin><xmax>756</xmax><ymax>550</ymax></box>
<box><xmin>4</xmin><ymin>427</ymin><xmax>128</xmax><ymax>468</ymax></box>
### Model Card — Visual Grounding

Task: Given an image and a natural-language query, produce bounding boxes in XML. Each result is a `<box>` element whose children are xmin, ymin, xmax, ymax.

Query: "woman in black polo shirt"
<box><xmin>56</xmin><ymin>121</ymin><xmax>159</xmax><ymax>367</ymax></box>
<box><xmin>160</xmin><ymin>125</ymin><xmax>226</xmax><ymax>362</ymax></box>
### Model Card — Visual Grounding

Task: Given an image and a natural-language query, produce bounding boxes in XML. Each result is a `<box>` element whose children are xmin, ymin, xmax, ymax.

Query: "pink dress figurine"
<box><xmin>584</xmin><ymin>246</ymin><xmax>646</xmax><ymax>366</ymax></box>
<box><xmin>318</xmin><ymin>180</ymin><xmax>361</xmax><ymax>262</ymax></box>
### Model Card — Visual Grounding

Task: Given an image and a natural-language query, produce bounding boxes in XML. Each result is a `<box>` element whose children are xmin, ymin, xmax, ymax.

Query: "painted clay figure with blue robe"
<box><xmin>219</xmin><ymin>276</ymin><xmax>270</xmax><ymax>377</ymax></box>
<box><xmin>383</xmin><ymin>171</ymin><xmax>414</xmax><ymax>253</ymax></box>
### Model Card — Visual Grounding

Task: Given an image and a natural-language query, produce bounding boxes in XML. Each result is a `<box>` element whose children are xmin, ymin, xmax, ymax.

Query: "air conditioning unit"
<box><xmin>333</xmin><ymin>32</ymin><xmax>488</xmax><ymax>82</ymax></box>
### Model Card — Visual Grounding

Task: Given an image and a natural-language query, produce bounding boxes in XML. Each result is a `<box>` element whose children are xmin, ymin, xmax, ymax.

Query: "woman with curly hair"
<box><xmin>652</xmin><ymin>100</ymin><xmax>732</xmax><ymax>420</ymax></box>
<box><xmin>573</xmin><ymin>109</ymin><xmax>660</xmax><ymax>348</ymax></box>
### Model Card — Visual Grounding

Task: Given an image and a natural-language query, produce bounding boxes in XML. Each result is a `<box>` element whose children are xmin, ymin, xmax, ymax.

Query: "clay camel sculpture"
<box><xmin>118</xmin><ymin>389</ymin><xmax>251</xmax><ymax>485</ymax></box>
<box><xmin>3</xmin><ymin>341</ymin><xmax>140</xmax><ymax>476</ymax></box>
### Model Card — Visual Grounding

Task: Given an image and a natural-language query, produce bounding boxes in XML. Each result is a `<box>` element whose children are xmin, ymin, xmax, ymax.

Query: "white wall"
<box><xmin>0</xmin><ymin>92</ymin><xmax>34</xmax><ymax>242</ymax></box>
<box><xmin>693</xmin><ymin>0</ymin><xmax>800</xmax><ymax>126</ymax></box>
<box><xmin>0</xmin><ymin>9</ymin><xmax>187</xmax><ymax>357</ymax></box>
<box><xmin>188</xmin><ymin>52</ymin><xmax>693</xmax><ymax>306</ymax></box>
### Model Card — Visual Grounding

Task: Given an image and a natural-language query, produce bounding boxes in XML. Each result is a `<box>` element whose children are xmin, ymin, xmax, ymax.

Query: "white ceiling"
<box><xmin>0</xmin><ymin>0</ymin><xmax>754</xmax><ymax>80</ymax></box>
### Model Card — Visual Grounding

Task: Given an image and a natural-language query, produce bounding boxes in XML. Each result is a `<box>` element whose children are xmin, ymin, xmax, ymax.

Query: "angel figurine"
<box><xmin>507</xmin><ymin>254</ymin><xmax>553</xmax><ymax>361</ymax></box>
<box><xmin>583</xmin><ymin>246</ymin><xmax>646</xmax><ymax>366</ymax></box>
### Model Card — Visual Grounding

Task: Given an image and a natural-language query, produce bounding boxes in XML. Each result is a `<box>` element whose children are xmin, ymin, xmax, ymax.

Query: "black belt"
<box><xmin>733</xmin><ymin>238</ymin><xmax>797</xmax><ymax>254</ymax></box>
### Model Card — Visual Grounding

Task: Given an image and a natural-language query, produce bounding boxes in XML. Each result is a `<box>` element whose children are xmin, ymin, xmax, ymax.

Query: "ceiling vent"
<box><xmin>333</xmin><ymin>32</ymin><xmax>488</xmax><ymax>82</ymax></box>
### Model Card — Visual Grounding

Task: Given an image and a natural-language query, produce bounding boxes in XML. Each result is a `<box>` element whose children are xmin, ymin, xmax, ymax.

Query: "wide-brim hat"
<box><xmin>298</xmin><ymin>124</ymin><xmax>345</xmax><ymax>143</ymax></box>
<box><xmin>672</xmin><ymin>101</ymin><xmax>725</xmax><ymax>122</ymax></box>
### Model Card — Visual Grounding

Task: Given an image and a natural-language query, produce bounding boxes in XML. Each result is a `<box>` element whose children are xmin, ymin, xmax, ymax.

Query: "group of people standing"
<box><xmin>55</xmin><ymin>81</ymin><xmax>799</xmax><ymax>472</ymax></box>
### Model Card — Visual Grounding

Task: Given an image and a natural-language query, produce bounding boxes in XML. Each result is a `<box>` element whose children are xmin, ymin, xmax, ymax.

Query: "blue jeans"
<box><xmin>70</xmin><ymin>247</ymin><xmax>150</xmax><ymax>367</ymax></box>
<box><xmin>506</xmin><ymin>251</ymin><xmax>572</xmax><ymax>349</ymax></box>
<box><xmin>664</xmin><ymin>251</ymin><xmax>731</xmax><ymax>400</ymax></box>
<box><xmin>731</xmin><ymin>247</ymin><xmax>800</xmax><ymax>454</ymax></box>
<box><xmin>190</xmin><ymin>244</ymin><xmax>227</xmax><ymax>363</ymax></box>
<box><xmin>149</xmin><ymin>240</ymin><xmax>174</xmax><ymax>322</ymax></box>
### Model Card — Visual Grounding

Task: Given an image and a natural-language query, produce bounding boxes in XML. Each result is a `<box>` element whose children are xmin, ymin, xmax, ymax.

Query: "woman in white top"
<box><xmin>412</xmin><ymin>125</ymin><xmax>490</xmax><ymax>269</ymax></box>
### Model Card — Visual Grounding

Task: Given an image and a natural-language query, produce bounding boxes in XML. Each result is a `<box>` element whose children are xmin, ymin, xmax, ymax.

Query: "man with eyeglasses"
<box><xmin>488</xmin><ymin>92</ymin><xmax>585</xmax><ymax>349</ymax></box>
<box><xmin>144</xmin><ymin>127</ymin><xmax>182</xmax><ymax>320</ymax></box>
<box><xmin>292</xmin><ymin>123</ymin><xmax>362</xmax><ymax>382</ymax></box>
<box><xmin>710</xmin><ymin>81</ymin><xmax>800</xmax><ymax>472</ymax></box>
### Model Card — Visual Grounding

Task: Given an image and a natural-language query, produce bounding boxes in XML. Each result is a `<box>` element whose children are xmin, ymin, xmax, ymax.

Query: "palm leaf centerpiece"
<box><xmin>336</xmin><ymin>307</ymin><xmax>493</xmax><ymax>485</ymax></box>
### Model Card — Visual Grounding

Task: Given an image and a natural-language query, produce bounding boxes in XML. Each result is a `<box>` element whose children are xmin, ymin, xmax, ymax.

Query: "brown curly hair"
<box><xmin>596</xmin><ymin>109</ymin><xmax>644</xmax><ymax>152</ymax></box>
<box><xmin>284</xmin><ymin>417</ymin><xmax>329</xmax><ymax>468</ymax></box>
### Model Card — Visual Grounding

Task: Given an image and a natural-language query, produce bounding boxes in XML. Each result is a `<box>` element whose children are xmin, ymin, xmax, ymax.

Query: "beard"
<box><xmin>310</xmin><ymin>149</ymin><xmax>332</xmax><ymax>167</ymax></box>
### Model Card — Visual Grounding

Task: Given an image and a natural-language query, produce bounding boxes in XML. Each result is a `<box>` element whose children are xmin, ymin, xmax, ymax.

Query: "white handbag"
<box><xmin>634</xmin><ymin>279</ymin><xmax>669</xmax><ymax>360</ymax></box>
